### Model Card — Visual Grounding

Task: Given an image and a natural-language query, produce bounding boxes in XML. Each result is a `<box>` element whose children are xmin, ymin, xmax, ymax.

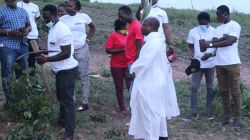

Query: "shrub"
<box><xmin>4</xmin><ymin>69</ymin><xmax>56</xmax><ymax>139</ymax></box>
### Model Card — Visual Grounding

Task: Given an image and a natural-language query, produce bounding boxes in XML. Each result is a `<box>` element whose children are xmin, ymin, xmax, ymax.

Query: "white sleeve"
<box><xmin>187</xmin><ymin>30</ymin><xmax>194</xmax><ymax>44</ymax></box>
<box><xmin>35</xmin><ymin>5</ymin><xmax>40</xmax><ymax>18</ymax></box>
<box><xmin>162</xmin><ymin>11</ymin><xmax>169</xmax><ymax>23</ymax></box>
<box><xmin>228</xmin><ymin>23</ymin><xmax>241</xmax><ymax>39</ymax></box>
<box><xmin>84</xmin><ymin>14</ymin><xmax>92</xmax><ymax>25</ymax></box>
<box><xmin>57</xmin><ymin>26</ymin><xmax>73</xmax><ymax>46</ymax></box>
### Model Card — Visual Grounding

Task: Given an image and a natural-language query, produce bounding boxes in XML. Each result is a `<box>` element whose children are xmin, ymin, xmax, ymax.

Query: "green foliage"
<box><xmin>104</xmin><ymin>126</ymin><xmax>124</xmax><ymax>140</ymax></box>
<box><xmin>6</xmin><ymin>126</ymin><xmax>52</xmax><ymax>140</ymax></box>
<box><xmin>90</xmin><ymin>111</ymin><xmax>106</xmax><ymax>123</ymax></box>
<box><xmin>100</xmin><ymin>67</ymin><xmax>112</xmax><ymax>78</ymax></box>
<box><xmin>240</xmin><ymin>83</ymin><xmax>250</xmax><ymax>116</ymax></box>
<box><xmin>4</xmin><ymin>69</ymin><xmax>56</xmax><ymax>139</ymax></box>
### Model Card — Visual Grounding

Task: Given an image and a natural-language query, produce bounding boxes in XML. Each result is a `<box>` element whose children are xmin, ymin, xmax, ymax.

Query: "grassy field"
<box><xmin>0</xmin><ymin>0</ymin><xmax>250</xmax><ymax>139</ymax></box>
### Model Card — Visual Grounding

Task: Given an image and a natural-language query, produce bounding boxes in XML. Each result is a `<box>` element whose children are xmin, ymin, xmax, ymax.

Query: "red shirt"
<box><xmin>125</xmin><ymin>19</ymin><xmax>144</xmax><ymax>64</ymax></box>
<box><xmin>105</xmin><ymin>32</ymin><xmax>128</xmax><ymax>68</ymax></box>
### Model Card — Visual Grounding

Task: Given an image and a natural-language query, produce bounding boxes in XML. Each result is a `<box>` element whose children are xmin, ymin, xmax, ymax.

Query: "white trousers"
<box><xmin>129</xmin><ymin>93</ymin><xmax>168</xmax><ymax>140</ymax></box>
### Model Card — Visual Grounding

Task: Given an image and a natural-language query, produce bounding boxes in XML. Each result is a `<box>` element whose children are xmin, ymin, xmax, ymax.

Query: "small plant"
<box><xmin>104</xmin><ymin>126</ymin><xmax>123</xmax><ymax>140</ymax></box>
<box><xmin>90</xmin><ymin>112</ymin><xmax>106</xmax><ymax>123</ymax></box>
<box><xmin>100</xmin><ymin>67</ymin><xmax>111</xmax><ymax>78</ymax></box>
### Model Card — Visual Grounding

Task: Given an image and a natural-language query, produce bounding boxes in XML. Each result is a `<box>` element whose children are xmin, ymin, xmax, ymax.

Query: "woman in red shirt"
<box><xmin>105</xmin><ymin>19</ymin><xmax>130</xmax><ymax>112</ymax></box>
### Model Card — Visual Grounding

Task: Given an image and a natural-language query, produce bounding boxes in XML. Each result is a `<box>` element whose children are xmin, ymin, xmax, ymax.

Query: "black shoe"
<box><xmin>186</xmin><ymin>113</ymin><xmax>199</xmax><ymax>120</ymax></box>
<box><xmin>221</xmin><ymin>118</ymin><xmax>230</xmax><ymax>126</ymax></box>
<box><xmin>233</xmin><ymin>119</ymin><xmax>240</xmax><ymax>128</ymax></box>
<box><xmin>76</xmin><ymin>104</ymin><xmax>89</xmax><ymax>112</ymax></box>
<box><xmin>159</xmin><ymin>137</ymin><xmax>168</xmax><ymax>140</ymax></box>
<box><xmin>203</xmin><ymin>112</ymin><xmax>215</xmax><ymax>120</ymax></box>
<box><xmin>54</xmin><ymin>121</ymin><xmax>65</xmax><ymax>130</ymax></box>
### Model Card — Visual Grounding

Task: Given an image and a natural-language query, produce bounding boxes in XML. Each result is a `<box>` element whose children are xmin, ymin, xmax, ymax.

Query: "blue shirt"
<box><xmin>0</xmin><ymin>5</ymin><xmax>30</xmax><ymax>49</ymax></box>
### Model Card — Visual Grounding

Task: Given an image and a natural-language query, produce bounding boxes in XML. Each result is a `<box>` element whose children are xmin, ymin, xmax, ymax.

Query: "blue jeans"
<box><xmin>0</xmin><ymin>44</ymin><xmax>28</xmax><ymax>101</ymax></box>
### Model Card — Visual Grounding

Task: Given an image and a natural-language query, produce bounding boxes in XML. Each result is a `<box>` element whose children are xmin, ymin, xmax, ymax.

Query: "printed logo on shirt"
<box><xmin>75</xmin><ymin>23</ymin><xmax>83</xmax><ymax>25</ymax></box>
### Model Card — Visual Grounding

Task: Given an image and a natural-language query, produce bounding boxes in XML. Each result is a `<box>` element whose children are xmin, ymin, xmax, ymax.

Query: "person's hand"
<box><xmin>126</xmin><ymin>71</ymin><xmax>135</xmax><ymax>80</ymax></box>
<box><xmin>7</xmin><ymin>30</ymin><xmax>22</xmax><ymax>38</ymax></box>
<box><xmin>35</xmin><ymin>54</ymin><xmax>48</xmax><ymax>65</ymax></box>
<box><xmin>23</xmin><ymin>27</ymin><xmax>31</xmax><ymax>36</ymax></box>
<box><xmin>199</xmin><ymin>40</ymin><xmax>209</xmax><ymax>52</ymax></box>
<box><xmin>168</xmin><ymin>44</ymin><xmax>175</xmax><ymax>52</ymax></box>
<box><xmin>138</xmin><ymin>4</ymin><xmax>144</xmax><ymax>11</ymax></box>
<box><xmin>201</xmin><ymin>53</ymin><xmax>212</xmax><ymax>61</ymax></box>
<box><xmin>189</xmin><ymin>53</ymin><xmax>194</xmax><ymax>60</ymax></box>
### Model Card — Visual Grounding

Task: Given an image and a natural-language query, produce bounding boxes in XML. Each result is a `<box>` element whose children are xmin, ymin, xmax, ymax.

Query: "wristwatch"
<box><xmin>209</xmin><ymin>43</ymin><xmax>213</xmax><ymax>47</ymax></box>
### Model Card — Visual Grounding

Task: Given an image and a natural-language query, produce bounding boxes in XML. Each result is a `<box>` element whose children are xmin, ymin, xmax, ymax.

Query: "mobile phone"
<box><xmin>18</xmin><ymin>28</ymin><xmax>24</xmax><ymax>32</ymax></box>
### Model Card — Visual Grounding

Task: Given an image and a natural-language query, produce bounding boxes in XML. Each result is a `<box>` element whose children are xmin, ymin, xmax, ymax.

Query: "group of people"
<box><xmin>0</xmin><ymin>0</ymin><xmax>242</xmax><ymax>139</ymax></box>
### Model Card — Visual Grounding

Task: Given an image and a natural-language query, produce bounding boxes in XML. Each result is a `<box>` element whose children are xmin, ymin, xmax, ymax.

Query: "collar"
<box><xmin>6</xmin><ymin>5</ymin><xmax>17</xmax><ymax>10</ymax></box>
<box><xmin>144</xmin><ymin>32</ymin><xmax>160</xmax><ymax>42</ymax></box>
<box><xmin>152</xmin><ymin>4</ymin><xmax>158</xmax><ymax>8</ymax></box>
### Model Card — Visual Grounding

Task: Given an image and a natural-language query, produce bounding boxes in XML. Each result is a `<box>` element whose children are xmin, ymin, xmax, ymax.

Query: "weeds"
<box><xmin>90</xmin><ymin>111</ymin><xmax>106</xmax><ymax>123</ymax></box>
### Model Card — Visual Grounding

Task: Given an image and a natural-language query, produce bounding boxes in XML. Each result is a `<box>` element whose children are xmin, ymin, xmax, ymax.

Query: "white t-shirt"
<box><xmin>60</xmin><ymin>12</ymin><xmax>92</xmax><ymax>49</ymax></box>
<box><xmin>215</xmin><ymin>20</ymin><xmax>241</xmax><ymax>66</ymax></box>
<box><xmin>48</xmin><ymin>21</ymin><xmax>78</xmax><ymax>73</ymax></box>
<box><xmin>146</xmin><ymin>5</ymin><xmax>168</xmax><ymax>39</ymax></box>
<box><xmin>17</xmin><ymin>1</ymin><xmax>40</xmax><ymax>39</ymax></box>
<box><xmin>187</xmin><ymin>26</ymin><xmax>217</xmax><ymax>68</ymax></box>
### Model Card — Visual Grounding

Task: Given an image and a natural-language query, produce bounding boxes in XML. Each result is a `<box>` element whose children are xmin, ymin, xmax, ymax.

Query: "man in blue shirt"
<box><xmin>0</xmin><ymin>0</ymin><xmax>31</xmax><ymax>102</ymax></box>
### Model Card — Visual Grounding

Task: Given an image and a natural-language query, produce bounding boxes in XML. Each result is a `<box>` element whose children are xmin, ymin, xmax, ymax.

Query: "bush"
<box><xmin>4</xmin><ymin>69</ymin><xmax>56</xmax><ymax>139</ymax></box>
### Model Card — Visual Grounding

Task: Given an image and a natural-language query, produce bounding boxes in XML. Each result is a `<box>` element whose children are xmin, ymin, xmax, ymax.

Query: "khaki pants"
<box><xmin>216</xmin><ymin>64</ymin><xmax>241</xmax><ymax>120</ymax></box>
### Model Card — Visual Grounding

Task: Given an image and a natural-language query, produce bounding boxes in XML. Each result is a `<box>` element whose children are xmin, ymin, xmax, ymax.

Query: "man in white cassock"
<box><xmin>128</xmin><ymin>17</ymin><xmax>180</xmax><ymax>140</ymax></box>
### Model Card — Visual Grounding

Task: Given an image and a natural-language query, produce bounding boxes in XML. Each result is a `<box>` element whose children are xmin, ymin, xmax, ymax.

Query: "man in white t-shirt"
<box><xmin>36</xmin><ymin>5</ymin><xmax>78</xmax><ymax>140</ymax></box>
<box><xmin>60</xmin><ymin>0</ymin><xmax>96</xmax><ymax>112</ymax></box>
<box><xmin>201</xmin><ymin>5</ymin><xmax>241</xmax><ymax>128</ymax></box>
<box><xmin>136</xmin><ymin>0</ymin><xmax>174</xmax><ymax>51</ymax></box>
<box><xmin>185</xmin><ymin>12</ymin><xmax>217</xmax><ymax>120</ymax></box>
<box><xmin>17</xmin><ymin>0</ymin><xmax>40</xmax><ymax>69</ymax></box>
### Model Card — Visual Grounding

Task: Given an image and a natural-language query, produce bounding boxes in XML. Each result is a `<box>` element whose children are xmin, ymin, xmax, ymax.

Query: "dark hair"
<box><xmin>114</xmin><ymin>19</ymin><xmax>127</xmax><ymax>31</ymax></box>
<box><xmin>197</xmin><ymin>12</ymin><xmax>210</xmax><ymax>22</ymax></box>
<box><xmin>118</xmin><ymin>6</ymin><xmax>132</xmax><ymax>15</ymax></box>
<box><xmin>43</xmin><ymin>4</ymin><xmax>58</xmax><ymax>16</ymax></box>
<box><xmin>69</xmin><ymin>0</ymin><xmax>81</xmax><ymax>11</ymax></box>
<box><xmin>217</xmin><ymin>5</ymin><xmax>230</xmax><ymax>14</ymax></box>
<box><xmin>58</xmin><ymin>3</ymin><xmax>66</xmax><ymax>9</ymax></box>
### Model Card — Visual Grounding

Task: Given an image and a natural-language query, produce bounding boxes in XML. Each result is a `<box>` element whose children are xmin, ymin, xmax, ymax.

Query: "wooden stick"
<box><xmin>30</xmin><ymin>40</ymin><xmax>53</xmax><ymax>97</ymax></box>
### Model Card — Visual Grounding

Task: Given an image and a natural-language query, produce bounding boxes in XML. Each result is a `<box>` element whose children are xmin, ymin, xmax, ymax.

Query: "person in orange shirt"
<box><xmin>105</xmin><ymin>19</ymin><xmax>130</xmax><ymax>112</ymax></box>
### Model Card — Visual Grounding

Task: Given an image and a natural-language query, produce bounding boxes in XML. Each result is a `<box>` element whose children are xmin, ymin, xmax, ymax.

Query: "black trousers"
<box><xmin>56</xmin><ymin>67</ymin><xmax>78</xmax><ymax>137</ymax></box>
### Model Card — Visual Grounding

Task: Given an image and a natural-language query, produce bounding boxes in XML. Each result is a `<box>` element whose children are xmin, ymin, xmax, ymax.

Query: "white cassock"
<box><xmin>128</xmin><ymin>32</ymin><xmax>180</xmax><ymax>140</ymax></box>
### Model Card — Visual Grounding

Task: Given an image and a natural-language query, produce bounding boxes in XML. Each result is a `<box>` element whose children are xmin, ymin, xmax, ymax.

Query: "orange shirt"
<box><xmin>125</xmin><ymin>19</ymin><xmax>144</xmax><ymax>64</ymax></box>
<box><xmin>105</xmin><ymin>32</ymin><xmax>128</xmax><ymax>68</ymax></box>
